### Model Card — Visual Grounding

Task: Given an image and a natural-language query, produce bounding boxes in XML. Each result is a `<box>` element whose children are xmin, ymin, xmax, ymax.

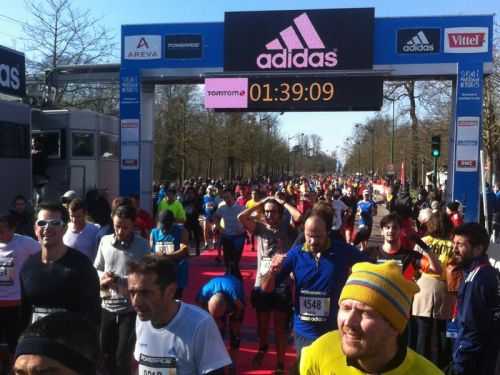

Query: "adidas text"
<box><xmin>403</xmin><ymin>44</ymin><xmax>434</xmax><ymax>52</ymax></box>
<box><xmin>256</xmin><ymin>49</ymin><xmax>338</xmax><ymax>69</ymax></box>
<box><xmin>0</xmin><ymin>64</ymin><xmax>20</xmax><ymax>91</ymax></box>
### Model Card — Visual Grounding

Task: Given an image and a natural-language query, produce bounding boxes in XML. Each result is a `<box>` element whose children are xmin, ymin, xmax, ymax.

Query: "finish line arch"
<box><xmin>119</xmin><ymin>8</ymin><xmax>493</xmax><ymax>222</ymax></box>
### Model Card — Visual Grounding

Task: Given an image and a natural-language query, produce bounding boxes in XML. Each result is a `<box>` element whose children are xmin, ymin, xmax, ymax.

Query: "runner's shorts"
<box><xmin>251</xmin><ymin>287</ymin><xmax>292</xmax><ymax>313</ymax></box>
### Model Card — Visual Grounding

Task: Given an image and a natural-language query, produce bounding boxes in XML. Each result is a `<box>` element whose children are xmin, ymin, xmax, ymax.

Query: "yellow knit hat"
<box><xmin>339</xmin><ymin>261</ymin><xmax>419</xmax><ymax>333</ymax></box>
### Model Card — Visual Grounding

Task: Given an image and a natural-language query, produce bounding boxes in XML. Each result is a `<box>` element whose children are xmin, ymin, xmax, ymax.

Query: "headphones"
<box><xmin>112</xmin><ymin>234</ymin><xmax>134</xmax><ymax>250</ymax></box>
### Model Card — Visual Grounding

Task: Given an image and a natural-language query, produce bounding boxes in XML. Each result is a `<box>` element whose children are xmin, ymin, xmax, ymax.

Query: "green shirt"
<box><xmin>157</xmin><ymin>199</ymin><xmax>186</xmax><ymax>222</ymax></box>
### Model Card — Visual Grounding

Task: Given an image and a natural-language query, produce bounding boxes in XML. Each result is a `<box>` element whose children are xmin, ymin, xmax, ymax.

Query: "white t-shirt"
<box><xmin>63</xmin><ymin>223</ymin><xmax>99</xmax><ymax>261</ymax></box>
<box><xmin>331</xmin><ymin>199</ymin><xmax>348</xmax><ymax>230</ymax></box>
<box><xmin>214</xmin><ymin>204</ymin><xmax>245</xmax><ymax>236</ymax></box>
<box><xmin>0</xmin><ymin>234</ymin><xmax>40</xmax><ymax>301</ymax></box>
<box><xmin>134</xmin><ymin>302</ymin><xmax>231</xmax><ymax>375</ymax></box>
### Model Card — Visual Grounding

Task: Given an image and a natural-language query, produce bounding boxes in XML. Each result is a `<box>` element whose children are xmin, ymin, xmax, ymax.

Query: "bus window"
<box><xmin>72</xmin><ymin>132</ymin><xmax>95</xmax><ymax>158</ymax></box>
<box><xmin>32</xmin><ymin>130</ymin><xmax>63</xmax><ymax>159</ymax></box>
<box><xmin>100</xmin><ymin>133</ymin><xmax>119</xmax><ymax>160</ymax></box>
<box><xmin>0</xmin><ymin>121</ymin><xmax>29</xmax><ymax>158</ymax></box>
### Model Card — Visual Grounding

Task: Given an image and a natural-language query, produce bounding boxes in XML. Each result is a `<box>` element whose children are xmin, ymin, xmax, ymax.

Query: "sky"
<box><xmin>1</xmin><ymin>0</ymin><xmax>498</xmax><ymax>162</ymax></box>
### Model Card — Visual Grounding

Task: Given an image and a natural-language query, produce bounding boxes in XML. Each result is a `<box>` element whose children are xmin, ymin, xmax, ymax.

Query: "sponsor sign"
<box><xmin>204</xmin><ymin>78</ymin><xmax>248</xmax><ymax>109</ymax></box>
<box><xmin>444</xmin><ymin>27</ymin><xmax>488</xmax><ymax>53</ymax></box>
<box><xmin>0</xmin><ymin>45</ymin><xmax>25</xmax><ymax>97</ymax></box>
<box><xmin>224</xmin><ymin>8</ymin><xmax>374</xmax><ymax>71</ymax></box>
<box><xmin>121</xmin><ymin>119</ymin><xmax>140</xmax><ymax>170</ymax></box>
<box><xmin>121</xmin><ymin>143</ymin><xmax>139</xmax><ymax>169</ymax></box>
<box><xmin>124</xmin><ymin>35</ymin><xmax>162</xmax><ymax>60</ymax></box>
<box><xmin>165</xmin><ymin>35</ymin><xmax>202</xmax><ymax>59</ymax></box>
<box><xmin>397</xmin><ymin>29</ymin><xmax>440</xmax><ymax>54</ymax></box>
<box><xmin>121</xmin><ymin>119</ymin><xmax>139</xmax><ymax>142</ymax></box>
<box><xmin>455</xmin><ymin>116</ymin><xmax>479</xmax><ymax>172</ymax></box>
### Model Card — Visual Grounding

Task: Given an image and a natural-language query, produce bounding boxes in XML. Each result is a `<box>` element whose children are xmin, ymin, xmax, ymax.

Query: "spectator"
<box><xmin>450</xmin><ymin>223</ymin><xmax>500</xmax><ymax>375</ymax></box>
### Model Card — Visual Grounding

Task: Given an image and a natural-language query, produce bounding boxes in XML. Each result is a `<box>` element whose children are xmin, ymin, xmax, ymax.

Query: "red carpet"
<box><xmin>184</xmin><ymin>244</ymin><xmax>297</xmax><ymax>374</ymax></box>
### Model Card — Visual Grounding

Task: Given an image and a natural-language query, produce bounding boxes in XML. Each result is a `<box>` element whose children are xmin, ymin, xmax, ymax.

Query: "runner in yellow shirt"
<box><xmin>300</xmin><ymin>261</ymin><xmax>443</xmax><ymax>374</ymax></box>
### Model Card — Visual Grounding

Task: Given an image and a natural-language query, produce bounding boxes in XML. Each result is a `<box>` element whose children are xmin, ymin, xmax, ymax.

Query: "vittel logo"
<box><xmin>256</xmin><ymin>13</ymin><xmax>338</xmax><ymax>70</ymax></box>
<box><xmin>444</xmin><ymin>27</ymin><xmax>488</xmax><ymax>53</ymax></box>
<box><xmin>124</xmin><ymin>35</ymin><xmax>161</xmax><ymax>60</ymax></box>
<box><xmin>0</xmin><ymin>63</ymin><xmax>20</xmax><ymax>90</ymax></box>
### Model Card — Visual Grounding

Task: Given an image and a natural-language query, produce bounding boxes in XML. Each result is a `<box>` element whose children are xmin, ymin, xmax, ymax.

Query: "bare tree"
<box><xmin>23</xmin><ymin>0</ymin><xmax>117</xmax><ymax>107</ymax></box>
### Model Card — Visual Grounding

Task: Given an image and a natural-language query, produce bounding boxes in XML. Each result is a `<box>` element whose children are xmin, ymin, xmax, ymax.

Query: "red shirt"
<box><xmin>135</xmin><ymin>209</ymin><xmax>154</xmax><ymax>238</ymax></box>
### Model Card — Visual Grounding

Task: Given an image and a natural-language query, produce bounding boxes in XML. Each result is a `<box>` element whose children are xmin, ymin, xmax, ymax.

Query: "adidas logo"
<box><xmin>403</xmin><ymin>31</ymin><xmax>435</xmax><ymax>52</ymax></box>
<box><xmin>256</xmin><ymin>13</ymin><xmax>338</xmax><ymax>70</ymax></box>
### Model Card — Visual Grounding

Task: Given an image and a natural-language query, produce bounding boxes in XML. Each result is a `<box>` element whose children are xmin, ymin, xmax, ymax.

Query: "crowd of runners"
<box><xmin>1</xmin><ymin>174</ymin><xmax>499</xmax><ymax>374</ymax></box>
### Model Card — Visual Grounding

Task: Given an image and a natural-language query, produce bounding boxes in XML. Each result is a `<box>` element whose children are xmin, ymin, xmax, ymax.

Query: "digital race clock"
<box><xmin>246</xmin><ymin>76</ymin><xmax>382</xmax><ymax>111</ymax></box>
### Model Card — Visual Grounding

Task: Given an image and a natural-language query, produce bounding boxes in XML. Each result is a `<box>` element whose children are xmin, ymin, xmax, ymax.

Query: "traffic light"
<box><xmin>431</xmin><ymin>135</ymin><xmax>441</xmax><ymax>158</ymax></box>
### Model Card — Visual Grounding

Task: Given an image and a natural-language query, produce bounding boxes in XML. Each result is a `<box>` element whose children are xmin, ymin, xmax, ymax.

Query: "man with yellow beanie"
<box><xmin>300</xmin><ymin>261</ymin><xmax>443</xmax><ymax>374</ymax></box>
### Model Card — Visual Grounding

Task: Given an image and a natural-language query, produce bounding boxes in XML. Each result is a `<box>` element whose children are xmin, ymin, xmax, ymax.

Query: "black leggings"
<box><xmin>185</xmin><ymin>218</ymin><xmax>202</xmax><ymax>255</ymax></box>
<box><xmin>100</xmin><ymin>310</ymin><xmax>136</xmax><ymax>375</ymax></box>
<box><xmin>221</xmin><ymin>235</ymin><xmax>245</xmax><ymax>279</ymax></box>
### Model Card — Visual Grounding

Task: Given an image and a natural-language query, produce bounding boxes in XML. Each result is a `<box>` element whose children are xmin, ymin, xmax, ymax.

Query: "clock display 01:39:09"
<box><xmin>248</xmin><ymin>81</ymin><xmax>335</xmax><ymax>103</ymax></box>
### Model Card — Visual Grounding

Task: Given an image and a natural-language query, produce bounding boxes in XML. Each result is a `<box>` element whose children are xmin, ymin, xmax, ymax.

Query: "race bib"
<box><xmin>139</xmin><ymin>354</ymin><xmax>177</xmax><ymax>375</ymax></box>
<box><xmin>155</xmin><ymin>242</ymin><xmax>175</xmax><ymax>255</ymax></box>
<box><xmin>259</xmin><ymin>257</ymin><xmax>272</xmax><ymax>276</ymax></box>
<box><xmin>0</xmin><ymin>257</ymin><xmax>15</xmax><ymax>286</ymax></box>
<box><xmin>298</xmin><ymin>290</ymin><xmax>330</xmax><ymax>322</ymax></box>
<box><xmin>32</xmin><ymin>307</ymin><xmax>67</xmax><ymax>324</ymax></box>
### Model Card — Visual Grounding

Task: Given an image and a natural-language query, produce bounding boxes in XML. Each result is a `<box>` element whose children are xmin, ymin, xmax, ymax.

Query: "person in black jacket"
<box><xmin>450</xmin><ymin>223</ymin><xmax>500</xmax><ymax>375</ymax></box>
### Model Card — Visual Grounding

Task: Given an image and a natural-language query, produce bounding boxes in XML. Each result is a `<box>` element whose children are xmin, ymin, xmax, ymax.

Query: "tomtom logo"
<box><xmin>256</xmin><ymin>13</ymin><xmax>338</xmax><ymax>70</ymax></box>
<box><xmin>207</xmin><ymin>90</ymin><xmax>246</xmax><ymax>97</ymax></box>
<box><xmin>0</xmin><ymin>64</ymin><xmax>20</xmax><ymax>90</ymax></box>
<box><xmin>124</xmin><ymin>35</ymin><xmax>161</xmax><ymax>60</ymax></box>
<box><xmin>444</xmin><ymin>27</ymin><xmax>488</xmax><ymax>53</ymax></box>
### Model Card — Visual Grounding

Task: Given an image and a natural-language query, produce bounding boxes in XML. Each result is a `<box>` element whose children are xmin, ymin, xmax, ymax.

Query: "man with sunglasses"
<box><xmin>19</xmin><ymin>202</ymin><xmax>101</xmax><ymax>330</ymax></box>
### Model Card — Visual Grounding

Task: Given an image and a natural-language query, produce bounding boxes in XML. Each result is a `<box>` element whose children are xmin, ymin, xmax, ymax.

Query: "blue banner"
<box><xmin>452</xmin><ymin>61</ymin><xmax>484</xmax><ymax>222</ymax></box>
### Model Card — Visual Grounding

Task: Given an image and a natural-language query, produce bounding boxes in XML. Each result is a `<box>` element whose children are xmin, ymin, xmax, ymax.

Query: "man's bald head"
<box><xmin>304</xmin><ymin>215</ymin><xmax>329</xmax><ymax>253</ymax></box>
<box><xmin>208</xmin><ymin>293</ymin><xmax>227</xmax><ymax>319</ymax></box>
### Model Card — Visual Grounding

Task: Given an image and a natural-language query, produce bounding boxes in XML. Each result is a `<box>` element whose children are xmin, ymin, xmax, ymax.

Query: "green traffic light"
<box><xmin>432</xmin><ymin>149</ymin><xmax>440</xmax><ymax>157</ymax></box>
